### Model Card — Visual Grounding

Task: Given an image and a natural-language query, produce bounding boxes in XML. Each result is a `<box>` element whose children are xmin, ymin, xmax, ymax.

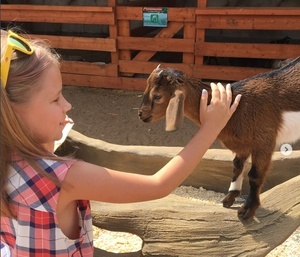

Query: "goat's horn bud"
<box><xmin>157</xmin><ymin>70</ymin><xmax>163</xmax><ymax>78</ymax></box>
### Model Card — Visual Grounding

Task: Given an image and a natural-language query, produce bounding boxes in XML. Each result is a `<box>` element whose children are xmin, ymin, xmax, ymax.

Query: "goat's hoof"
<box><xmin>222</xmin><ymin>190</ymin><xmax>240</xmax><ymax>208</ymax></box>
<box><xmin>237</xmin><ymin>204</ymin><xmax>256</xmax><ymax>221</ymax></box>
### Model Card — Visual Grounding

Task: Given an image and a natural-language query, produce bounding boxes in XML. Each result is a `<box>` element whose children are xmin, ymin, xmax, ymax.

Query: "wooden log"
<box><xmin>92</xmin><ymin>175</ymin><xmax>300</xmax><ymax>257</ymax></box>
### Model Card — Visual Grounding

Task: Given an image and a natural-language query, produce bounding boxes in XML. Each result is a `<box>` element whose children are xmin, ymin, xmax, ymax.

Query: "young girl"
<box><xmin>0</xmin><ymin>29</ymin><xmax>241</xmax><ymax>256</ymax></box>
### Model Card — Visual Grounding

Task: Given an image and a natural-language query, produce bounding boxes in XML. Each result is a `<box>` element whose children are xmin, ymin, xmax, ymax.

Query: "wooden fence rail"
<box><xmin>194</xmin><ymin>7</ymin><xmax>300</xmax><ymax>81</ymax></box>
<box><xmin>1</xmin><ymin>3</ymin><xmax>300</xmax><ymax>90</ymax></box>
<box><xmin>0</xmin><ymin>5</ymin><xmax>115</xmax><ymax>24</ymax></box>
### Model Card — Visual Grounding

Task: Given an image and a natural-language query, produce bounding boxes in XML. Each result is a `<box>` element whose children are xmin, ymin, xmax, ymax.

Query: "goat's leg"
<box><xmin>223</xmin><ymin>154</ymin><xmax>249</xmax><ymax>208</ymax></box>
<box><xmin>238</xmin><ymin>150</ymin><xmax>272</xmax><ymax>220</ymax></box>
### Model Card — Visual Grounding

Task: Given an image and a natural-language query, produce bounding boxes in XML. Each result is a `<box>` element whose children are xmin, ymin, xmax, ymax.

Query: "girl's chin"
<box><xmin>54</xmin><ymin>122</ymin><xmax>74</xmax><ymax>151</ymax></box>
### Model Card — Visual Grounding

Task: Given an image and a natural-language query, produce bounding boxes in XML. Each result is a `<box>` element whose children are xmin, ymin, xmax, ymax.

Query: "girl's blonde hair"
<box><xmin>1</xmin><ymin>29</ymin><xmax>64</xmax><ymax>217</ymax></box>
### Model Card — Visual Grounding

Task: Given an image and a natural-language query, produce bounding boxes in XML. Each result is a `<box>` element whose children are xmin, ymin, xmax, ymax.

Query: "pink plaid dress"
<box><xmin>0</xmin><ymin>156</ymin><xmax>94</xmax><ymax>257</ymax></box>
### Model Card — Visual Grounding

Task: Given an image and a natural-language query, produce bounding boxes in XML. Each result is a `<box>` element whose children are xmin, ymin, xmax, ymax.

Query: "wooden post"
<box><xmin>194</xmin><ymin>0</ymin><xmax>207</xmax><ymax>68</ymax></box>
<box><xmin>108</xmin><ymin>0</ymin><xmax>119</xmax><ymax>75</ymax></box>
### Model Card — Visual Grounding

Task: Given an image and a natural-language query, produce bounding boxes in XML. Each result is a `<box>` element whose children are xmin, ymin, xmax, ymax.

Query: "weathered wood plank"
<box><xmin>195</xmin><ymin>42</ymin><xmax>300</xmax><ymax>59</ymax></box>
<box><xmin>119</xmin><ymin>60</ymin><xmax>193</xmax><ymax>75</ymax></box>
<box><xmin>1</xmin><ymin>4</ymin><xmax>113</xmax><ymax>12</ymax></box>
<box><xmin>116</xmin><ymin>7</ymin><xmax>195</xmax><ymax>22</ymax></box>
<box><xmin>62</xmin><ymin>73</ymin><xmax>121</xmax><ymax>88</ymax></box>
<box><xmin>1</xmin><ymin>4</ymin><xmax>115</xmax><ymax>25</ymax></box>
<box><xmin>118</xmin><ymin>36</ymin><xmax>194</xmax><ymax>52</ymax></box>
<box><xmin>118</xmin><ymin>19</ymin><xmax>132</xmax><ymax>77</ymax></box>
<box><xmin>196</xmin><ymin>8</ymin><xmax>300</xmax><ymax>30</ymax></box>
<box><xmin>61</xmin><ymin>62</ymin><xmax>118</xmax><ymax>77</ymax></box>
<box><xmin>183</xmin><ymin>22</ymin><xmax>196</xmax><ymax>64</ymax></box>
<box><xmin>62</xmin><ymin>73</ymin><xmax>146</xmax><ymax>90</ymax></box>
<box><xmin>121</xmin><ymin>77</ymin><xmax>148</xmax><ymax>91</ymax></box>
<box><xmin>196</xmin><ymin>7</ymin><xmax>300</xmax><ymax>16</ymax></box>
<box><xmin>27</xmin><ymin>34</ymin><xmax>116</xmax><ymax>52</ymax></box>
<box><xmin>197</xmin><ymin>16</ymin><xmax>300</xmax><ymax>30</ymax></box>
<box><xmin>194</xmin><ymin>0</ymin><xmax>206</xmax><ymax>66</ymax></box>
<box><xmin>108</xmin><ymin>24</ymin><xmax>119</xmax><ymax>64</ymax></box>
<box><xmin>131</xmin><ymin>22</ymin><xmax>184</xmax><ymax>63</ymax></box>
<box><xmin>193</xmin><ymin>64</ymin><xmax>270</xmax><ymax>81</ymax></box>
<box><xmin>122</xmin><ymin>21</ymin><xmax>186</xmax><ymax>77</ymax></box>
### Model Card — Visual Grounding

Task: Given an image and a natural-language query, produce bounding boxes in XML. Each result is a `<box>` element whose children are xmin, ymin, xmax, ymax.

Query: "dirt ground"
<box><xmin>63</xmin><ymin>85</ymin><xmax>200</xmax><ymax>147</ymax></box>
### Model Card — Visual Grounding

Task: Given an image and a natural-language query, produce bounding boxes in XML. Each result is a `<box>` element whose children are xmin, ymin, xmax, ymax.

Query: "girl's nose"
<box><xmin>65</xmin><ymin>101</ymin><xmax>72</xmax><ymax>112</ymax></box>
<box><xmin>63</xmin><ymin>96</ymin><xmax>72</xmax><ymax>112</ymax></box>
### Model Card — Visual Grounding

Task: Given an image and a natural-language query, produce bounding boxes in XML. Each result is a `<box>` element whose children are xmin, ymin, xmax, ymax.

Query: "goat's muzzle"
<box><xmin>138</xmin><ymin>109</ymin><xmax>152</xmax><ymax>123</ymax></box>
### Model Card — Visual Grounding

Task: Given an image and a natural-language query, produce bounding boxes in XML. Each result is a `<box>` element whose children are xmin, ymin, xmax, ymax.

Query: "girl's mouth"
<box><xmin>55</xmin><ymin>117</ymin><xmax>74</xmax><ymax>151</ymax></box>
<box><xmin>60</xmin><ymin>116</ymin><xmax>74</xmax><ymax>126</ymax></box>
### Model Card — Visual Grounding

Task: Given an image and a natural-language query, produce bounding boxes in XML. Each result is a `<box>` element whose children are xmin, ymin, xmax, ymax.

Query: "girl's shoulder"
<box><xmin>7</xmin><ymin>156</ymin><xmax>77</xmax><ymax>212</ymax></box>
<box><xmin>10</xmin><ymin>155</ymin><xmax>77</xmax><ymax>183</ymax></box>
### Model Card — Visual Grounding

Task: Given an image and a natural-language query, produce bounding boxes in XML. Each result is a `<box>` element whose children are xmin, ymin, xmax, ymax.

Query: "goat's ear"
<box><xmin>166</xmin><ymin>90</ymin><xmax>185</xmax><ymax>131</ymax></box>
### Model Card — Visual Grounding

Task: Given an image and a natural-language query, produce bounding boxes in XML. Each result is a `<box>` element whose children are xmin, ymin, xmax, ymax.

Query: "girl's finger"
<box><xmin>230</xmin><ymin>94</ymin><xmax>242</xmax><ymax>113</ymax></box>
<box><xmin>226</xmin><ymin>83</ymin><xmax>232</xmax><ymax>105</ymax></box>
<box><xmin>217</xmin><ymin>82</ymin><xmax>227</xmax><ymax>102</ymax></box>
<box><xmin>210</xmin><ymin>82</ymin><xmax>220</xmax><ymax>101</ymax></box>
<box><xmin>200</xmin><ymin>89</ymin><xmax>208</xmax><ymax>124</ymax></box>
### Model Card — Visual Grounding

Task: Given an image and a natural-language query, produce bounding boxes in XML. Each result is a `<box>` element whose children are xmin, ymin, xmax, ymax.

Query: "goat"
<box><xmin>138</xmin><ymin>57</ymin><xmax>300</xmax><ymax>220</ymax></box>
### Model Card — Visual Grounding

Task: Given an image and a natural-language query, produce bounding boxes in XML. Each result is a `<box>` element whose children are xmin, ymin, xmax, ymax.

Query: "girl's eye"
<box><xmin>53</xmin><ymin>93</ymin><xmax>63</xmax><ymax>103</ymax></box>
<box><xmin>53</xmin><ymin>97</ymin><xmax>60</xmax><ymax>102</ymax></box>
<box><xmin>153</xmin><ymin>95</ymin><xmax>161</xmax><ymax>100</ymax></box>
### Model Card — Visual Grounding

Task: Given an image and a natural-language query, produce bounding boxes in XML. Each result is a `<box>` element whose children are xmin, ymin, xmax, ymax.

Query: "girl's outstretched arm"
<box><xmin>60</xmin><ymin>83</ymin><xmax>241</xmax><ymax>204</ymax></box>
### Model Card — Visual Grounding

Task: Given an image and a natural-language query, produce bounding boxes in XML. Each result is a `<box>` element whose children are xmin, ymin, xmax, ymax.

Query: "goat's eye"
<box><xmin>153</xmin><ymin>95</ymin><xmax>162</xmax><ymax>100</ymax></box>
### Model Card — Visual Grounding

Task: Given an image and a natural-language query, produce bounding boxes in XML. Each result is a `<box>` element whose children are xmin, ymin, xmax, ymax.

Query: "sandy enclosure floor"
<box><xmin>62</xmin><ymin>86</ymin><xmax>299</xmax><ymax>256</ymax></box>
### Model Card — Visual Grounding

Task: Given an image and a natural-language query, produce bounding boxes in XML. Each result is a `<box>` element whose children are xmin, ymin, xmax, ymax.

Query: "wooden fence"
<box><xmin>1</xmin><ymin>2</ymin><xmax>300</xmax><ymax>90</ymax></box>
<box><xmin>194</xmin><ymin>8</ymin><xmax>300</xmax><ymax>81</ymax></box>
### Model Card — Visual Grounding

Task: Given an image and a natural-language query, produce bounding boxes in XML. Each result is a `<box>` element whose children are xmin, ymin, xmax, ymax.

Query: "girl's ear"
<box><xmin>165</xmin><ymin>90</ymin><xmax>185</xmax><ymax>131</ymax></box>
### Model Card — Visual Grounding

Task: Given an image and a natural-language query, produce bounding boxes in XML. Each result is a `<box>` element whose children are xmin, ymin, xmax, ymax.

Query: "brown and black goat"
<box><xmin>138</xmin><ymin>57</ymin><xmax>300</xmax><ymax>220</ymax></box>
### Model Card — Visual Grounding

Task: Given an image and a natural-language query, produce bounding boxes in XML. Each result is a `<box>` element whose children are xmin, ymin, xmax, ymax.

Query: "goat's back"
<box><xmin>219</xmin><ymin>57</ymin><xmax>300</xmax><ymax>152</ymax></box>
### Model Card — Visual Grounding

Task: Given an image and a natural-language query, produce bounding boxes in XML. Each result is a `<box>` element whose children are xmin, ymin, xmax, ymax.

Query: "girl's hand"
<box><xmin>200</xmin><ymin>82</ymin><xmax>241</xmax><ymax>130</ymax></box>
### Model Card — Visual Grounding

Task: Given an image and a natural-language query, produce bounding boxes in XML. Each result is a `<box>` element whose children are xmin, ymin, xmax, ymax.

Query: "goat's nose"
<box><xmin>138</xmin><ymin>109</ymin><xmax>143</xmax><ymax>117</ymax></box>
<box><xmin>140</xmin><ymin>106</ymin><xmax>148</xmax><ymax>111</ymax></box>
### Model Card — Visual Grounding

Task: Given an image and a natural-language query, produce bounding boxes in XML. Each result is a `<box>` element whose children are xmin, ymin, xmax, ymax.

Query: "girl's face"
<box><xmin>13</xmin><ymin>64</ymin><xmax>72</xmax><ymax>147</ymax></box>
